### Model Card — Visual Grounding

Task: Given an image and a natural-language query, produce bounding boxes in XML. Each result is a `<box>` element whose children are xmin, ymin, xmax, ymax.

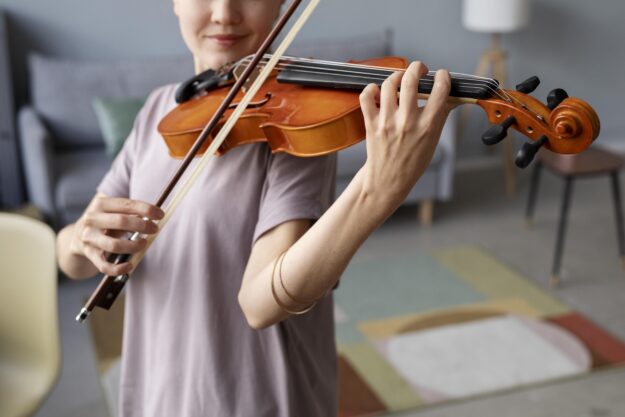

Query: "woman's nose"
<box><xmin>210</xmin><ymin>0</ymin><xmax>242</xmax><ymax>25</ymax></box>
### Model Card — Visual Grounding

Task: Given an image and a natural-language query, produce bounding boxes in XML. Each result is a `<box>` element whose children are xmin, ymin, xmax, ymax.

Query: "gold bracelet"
<box><xmin>271</xmin><ymin>251</ymin><xmax>317</xmax><ymax>315</ymax></box>
<box><xmin>278</xmin><ymin>251</ymin><xmax>319</xmax><ymax>306</ymax></box>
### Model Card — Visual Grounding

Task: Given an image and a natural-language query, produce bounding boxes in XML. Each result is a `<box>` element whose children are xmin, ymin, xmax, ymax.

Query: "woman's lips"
<box><xmin>207</xmin><ymin>34</ymin><xmax>247</xmax><ymax>47</ymax></box>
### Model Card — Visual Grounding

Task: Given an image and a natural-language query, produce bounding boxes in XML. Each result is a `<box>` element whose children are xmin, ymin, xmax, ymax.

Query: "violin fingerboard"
<box><xmin>277</xmin><ymin>63</ymin><xmax>498</xmax><ymax>100</ymax></box>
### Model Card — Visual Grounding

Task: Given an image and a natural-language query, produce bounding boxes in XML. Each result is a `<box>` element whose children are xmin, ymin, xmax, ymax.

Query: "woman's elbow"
<box><xmin>237</xmin><ymin>290</ymin><xmax>277</xmax><ymax>330</ymax></box>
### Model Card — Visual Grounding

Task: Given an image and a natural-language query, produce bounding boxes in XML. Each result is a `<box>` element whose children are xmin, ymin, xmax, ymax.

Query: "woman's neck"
<box><xmin>194</xmin><ymin>57</ymin><xmax>210</xmax><ymax>75</ymax></box>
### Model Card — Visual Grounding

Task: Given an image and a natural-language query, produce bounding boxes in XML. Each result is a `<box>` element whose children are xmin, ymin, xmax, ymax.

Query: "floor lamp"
<box><xmin>462</xmin><ymin>0</ymin><xmax>531</xmax><ymax>196</ymax></box>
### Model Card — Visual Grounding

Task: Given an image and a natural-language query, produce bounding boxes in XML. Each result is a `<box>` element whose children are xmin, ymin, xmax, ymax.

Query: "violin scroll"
<box><xmin>549</xmin><ymin>97</ymin><xmax>601</xmax><ymax>149</ymax></box>
<box><xmin>477</xmin><ymin>77</ymin><xmax>600</xmax><ymax>168</ymax></box>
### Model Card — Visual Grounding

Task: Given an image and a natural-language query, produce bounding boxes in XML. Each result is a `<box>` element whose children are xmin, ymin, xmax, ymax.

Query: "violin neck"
<box><xmin>276</xmin><ymin>59</ymin><xmax>499</xmax><ymax>100</ymax></box>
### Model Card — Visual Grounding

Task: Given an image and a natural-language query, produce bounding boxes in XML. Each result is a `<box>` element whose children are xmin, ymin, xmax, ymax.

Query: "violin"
<box><xmin>159</xmin><ymin>55</ymin><xmax>600</xmax><ymax>169</ymax></box>
<box><xmin>76</xmin><ymin>0</ymin><xmax>599</xmax><ymax>322</ymax></box>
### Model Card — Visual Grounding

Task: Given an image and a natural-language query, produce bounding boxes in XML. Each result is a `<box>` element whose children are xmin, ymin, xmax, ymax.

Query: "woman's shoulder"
<box><xmin>141</xmin><ymin>84</ymin><xmax>179</xmax><ymax>118</ymax></box>
<box><xmin>123</xmin><ymin>84</ymin><xmax>179</xmax><ymax>153</ymax></box>
<box><xmin>130</xmin><ymin>84</ymin><xmax>180</xmax><ymax>137</ymax></box>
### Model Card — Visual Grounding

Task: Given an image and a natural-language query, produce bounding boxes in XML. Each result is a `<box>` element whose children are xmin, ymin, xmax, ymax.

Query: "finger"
<box><xmin>445</xmin><ymin>101</ymin><xmax>460</xmax><ymax>113</ymax></box>
<box><xmin>379</xmin><ymin>71</ymin><xmax>404</xmax><ymax>120</ymax></box>
<box><xmin>83</xmin><ymin>230</ymin><xmax>147</xmax><ymax>255</ymax></box>
<box><xmin>399</xmin><ymin>61</ymin><xmax>429</xmax><ymax>117</ymax></box>
<box><xmin>360</xmin><ymin>83</ymin><xmax>380</xmax><ymax>130</ymax></box>
<box><xmin>84</xmin><ymin>212</ymin><xmax>159</xmax><ymax>235</ymax></box>
<box><xmin>422</xmin><ymin>69</ymin><xmax>452</xmax><ymax>122</ymax></box>
<box><xmin>94</xmin><ymin>197</ymin><xmax>164</xmax><ymax>220</ymax></box>
<box><xmin>83</xmin><ymin>244</ymin><xmax>133</xmax><ymax>276</ymax></box>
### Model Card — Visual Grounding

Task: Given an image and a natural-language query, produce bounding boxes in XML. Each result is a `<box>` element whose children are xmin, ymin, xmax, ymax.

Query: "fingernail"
<box><xmin>155</xmin><ymin>208</ymin><xmax>165</xmax><ymax>219</ymax></box>
<box><xmin>148</xmin><ymin>222</ymin><xmax>159</xmax><ymax>233</ymax></box>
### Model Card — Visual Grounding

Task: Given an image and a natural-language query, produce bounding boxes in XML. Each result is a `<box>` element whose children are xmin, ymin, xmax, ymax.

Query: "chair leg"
<box><xmin>525</xmin><ymin>161</ymin><xmax>543</xmax><ymax>227</ymax></box>
<box><xmin>551</xmin><ymin>177</ymin><xmax>574</xmax><ymax>288</ymax></box>
<box><xmin>610</xmin><ymin>172</ymin><xmax>625</xmax><ymax>270</ymax></box>
<box><xmin>504</xmin><ymin>135</ymin><xmax>517</xmax><ymax>197</ymax></box>
<box><xmin>419</xmin><ymin>200</ymin><xmax>434</xmax><ymax>227</ymax></box>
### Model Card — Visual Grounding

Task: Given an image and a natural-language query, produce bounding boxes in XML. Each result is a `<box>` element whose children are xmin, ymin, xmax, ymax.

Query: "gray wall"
<box><xmin>1</xmin><ymin>0</ymin><xmax>624</xmax><ymax>155</ymax></box>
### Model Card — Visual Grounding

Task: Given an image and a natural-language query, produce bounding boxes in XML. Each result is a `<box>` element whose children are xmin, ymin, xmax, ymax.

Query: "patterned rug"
<box><xmin>334</xmin><ymin>245</ymin><xmax>625</xmax><ymax>417</ymax></box>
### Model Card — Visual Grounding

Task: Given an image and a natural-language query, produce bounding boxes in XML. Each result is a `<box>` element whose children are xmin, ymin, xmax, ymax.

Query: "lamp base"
<box><xmin>459</xmin><ymin>33</ymin><xmax>517</xmax><ymax>197</ymax></box>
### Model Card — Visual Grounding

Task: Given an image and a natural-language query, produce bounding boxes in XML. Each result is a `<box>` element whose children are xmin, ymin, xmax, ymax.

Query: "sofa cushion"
<box><xmin>29</xmin><ymin>54</ymin><xmax>193</xmax><ymax>149</ymax></box>
<box><xmin>92</xmin><ymin>97</ymin><xmax>146</xmax><ymax>158</ymax></box>
<box><xmin>54</xmin><ymin>149</ymin><xmax>111</xmax><ymax>212</ymax></box>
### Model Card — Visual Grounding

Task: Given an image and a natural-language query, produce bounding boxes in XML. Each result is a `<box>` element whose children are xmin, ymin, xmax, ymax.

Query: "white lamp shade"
<box><xmin>463</xmin><ymin>0</ymin><xmax>530</xmax><ymax>33</ymax></box>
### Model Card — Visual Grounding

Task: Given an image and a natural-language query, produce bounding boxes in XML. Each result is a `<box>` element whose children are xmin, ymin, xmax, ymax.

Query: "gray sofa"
<box><xmin>19</xmin><ymin>54</ymin><xmax>194</xmax><ymax>227</ymax></box>
<box><xmin>19</xmin><ymin>31</ymin><xmax>455</xmax><ymax>229</ymax></box>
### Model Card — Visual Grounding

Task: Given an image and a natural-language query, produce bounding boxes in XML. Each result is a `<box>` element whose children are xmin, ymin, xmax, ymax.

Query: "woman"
<box><xmin>57</xmin><ymin>0</ymin><xmax>452</xmax><ymax>416</ymax></box>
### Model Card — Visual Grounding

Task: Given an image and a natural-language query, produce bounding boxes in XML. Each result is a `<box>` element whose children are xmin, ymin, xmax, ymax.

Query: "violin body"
<box><xmin>159</xmin><ymin>57</ymin><xmax>408</xmax><ymax>158</ymax></box>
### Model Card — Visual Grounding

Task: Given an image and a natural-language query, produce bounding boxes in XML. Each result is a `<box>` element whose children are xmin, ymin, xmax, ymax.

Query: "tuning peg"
<box><xmin>516</xmin><ymin>76</ymin><xmax>541</xmax><ymax>94</ymax></box>
<box><xmin>482</xmin><ymin>116</ymin><xmax>516</xmax><ymax>146</ymax></box>
<box><xmin>515</xmin><ymin>136</ymin><xmax>549</xmax><ymax>168</ymax></box>
<box><xmin>547</xmin><ymin>88</ymin><xmax>569</xmax><ymax>110</ymax></box>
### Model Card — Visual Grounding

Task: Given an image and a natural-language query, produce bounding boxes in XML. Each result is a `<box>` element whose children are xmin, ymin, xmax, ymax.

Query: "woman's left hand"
<box><xmin>359</xmin><ymin>61</ymin><xmax>452</xmax><ymax>209</ymax></box>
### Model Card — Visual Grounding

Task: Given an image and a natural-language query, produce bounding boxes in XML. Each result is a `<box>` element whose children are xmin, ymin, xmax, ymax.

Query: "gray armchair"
<box><xmin>18</xmin><ymin>54</ymin><xmax>194</xmax><ymax>227</ymax></box>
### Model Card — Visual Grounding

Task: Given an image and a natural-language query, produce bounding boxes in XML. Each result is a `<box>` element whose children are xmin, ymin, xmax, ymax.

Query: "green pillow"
<box><xmin>92</xmin><ymin>97</ymin><xmax>145</xmax><ymax>157</ymax></box>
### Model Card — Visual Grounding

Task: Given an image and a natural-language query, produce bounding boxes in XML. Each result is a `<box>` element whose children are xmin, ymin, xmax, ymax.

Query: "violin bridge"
<box><xmin>242</xmin><ymin>66</ymin><xmax>263</xmax><ymax>94</ymax></box>
<box><xmin>233</xmin><ymin>55</ymin><xmax>280</xmax><ymax>94</ymax></box>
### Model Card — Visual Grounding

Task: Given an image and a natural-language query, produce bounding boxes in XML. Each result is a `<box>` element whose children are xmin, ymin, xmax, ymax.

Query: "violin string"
<box><xmin>241</xmin><ymin>57</ymin><xmax>508</xmax><ymax>94</ymax></box>
<box><xmin>237</xmin><ymin>55</ymin><xmax>512</xmax><ymax>102</ymax></box>
<box><xmin>236</xmin><ymin>58</ymin><xmax>505</xmax><ymax>99</ymax></box>
<box><xmin>275</xmin><ymin>57</ymin><xmax>514</xmax><ymax>104</ymax></box>
<box><xmin>483</xmin><ymin>85</ymin><xmax>545</xmax><ymax>123</ymax></box>
<box><xmin>240</xmin><ymin>55</ymin><xmax>501</xmax><ymax>87</ymax></box>
<box><xmin>242</xmin><ymin>54</ymin><xmax>498</xmax><ymax>83</ymax></box>
<box><xmin>241</xmin><ymin>55</ymin><xmax>547</xmax><ymax>122</ymax></box>
<box><xmin>246</xmin><ymin>55</ymin><xmax>548</xmax><ymax>116</ymax></box>
<box><xmin>264</xmin><ymin>65</ymin><xmax>506</xmax><ymax>100</ymax></box>
<box><xmin>239</xmin><ymin>58</ymin><xmax>512</xmax><ymax>103</ymax></box>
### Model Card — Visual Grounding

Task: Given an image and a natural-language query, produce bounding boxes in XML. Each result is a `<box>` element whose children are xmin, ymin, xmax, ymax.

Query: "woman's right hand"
<box><xmin>70</xmin><ymin>194</ymin><xmax>164</xmax><ymax>276</ymax></box>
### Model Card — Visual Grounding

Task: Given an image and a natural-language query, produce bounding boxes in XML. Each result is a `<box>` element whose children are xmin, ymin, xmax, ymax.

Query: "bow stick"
<box><xmin>76</xmin><ymin>0</ymin><xmax>321</xmax><ymax>322</ymax></box>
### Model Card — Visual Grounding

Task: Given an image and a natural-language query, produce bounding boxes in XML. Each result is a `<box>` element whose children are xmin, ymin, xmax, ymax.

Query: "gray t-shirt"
<box><xmin>97</xmin><ymin>85</ymin><xmax>338</xmax><ymax>417</ymax></box>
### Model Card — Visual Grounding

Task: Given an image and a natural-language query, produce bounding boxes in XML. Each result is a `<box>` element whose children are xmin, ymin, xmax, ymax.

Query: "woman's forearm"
<box><xmin>239</xmin><ymin>167</ymin><xmax>399</xmax><ymax>329</ymax></box>
<box><xmin>283</xmin><ymin>168</ymin><xmax>396</xmax><ymax>297</ymax></box>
